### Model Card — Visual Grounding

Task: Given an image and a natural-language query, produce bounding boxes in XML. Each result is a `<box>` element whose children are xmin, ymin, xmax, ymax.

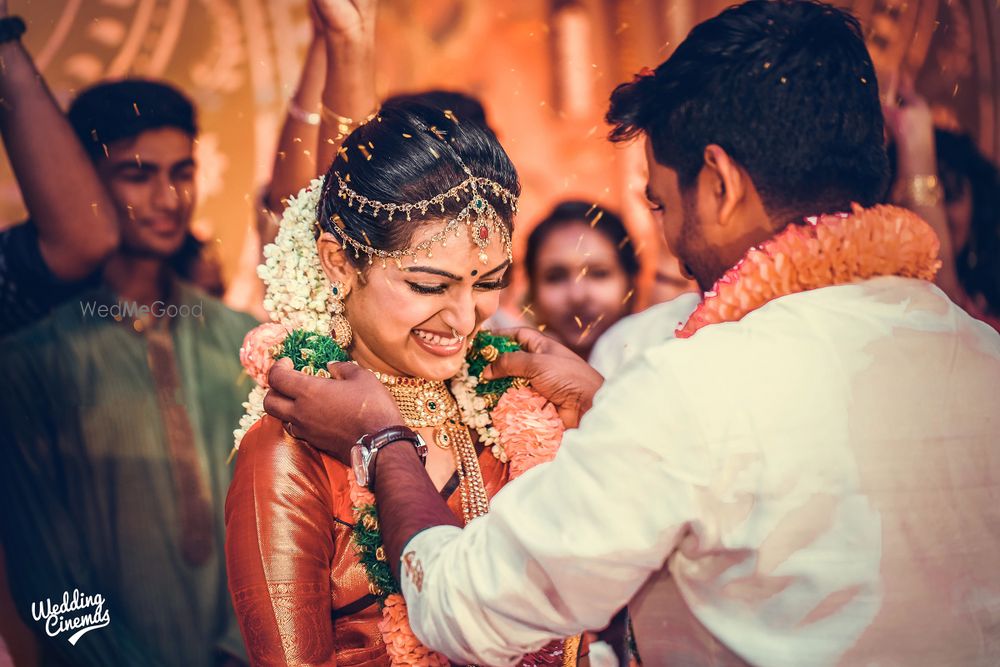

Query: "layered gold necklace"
<box><xmin>372</xmin><ymin>371</ymin><xmax>489</xmax><ymax>523</ymax></box>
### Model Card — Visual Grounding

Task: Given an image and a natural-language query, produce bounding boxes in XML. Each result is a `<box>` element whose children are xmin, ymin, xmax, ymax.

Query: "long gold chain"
<box><xmin>442</xmin><ymin>415</ymin><xmax>490</xmax><ymax>524</ymax></box>
<box><xmin>373</xmin><ymin>371</ymin><xmax>490</xmax><ymax>524</ymax></box>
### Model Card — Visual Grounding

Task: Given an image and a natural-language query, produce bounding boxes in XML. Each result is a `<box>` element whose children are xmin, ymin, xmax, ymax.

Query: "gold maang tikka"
<box><xmin>329</xmin><ymin>167</ymin><xmax>517</xmax><ymax>267</ymax></box>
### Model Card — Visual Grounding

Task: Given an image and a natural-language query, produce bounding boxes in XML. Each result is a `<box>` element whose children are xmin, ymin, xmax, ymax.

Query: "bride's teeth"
<box><xmin>414</xmin><ymin>329</ymin><xmax>462</xmax><ymax>347</ymax></box>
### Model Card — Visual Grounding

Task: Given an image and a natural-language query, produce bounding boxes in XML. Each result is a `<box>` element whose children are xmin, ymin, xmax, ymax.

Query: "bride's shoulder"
<box><xmin>236</xmin><ymin>415</ymin><xmax>355</xmax><ymax>499</ymax></box>
<box><xmin>227</xmin><ymin>417</ymin><xmax>360</xmax><ymax>528</ymax></box>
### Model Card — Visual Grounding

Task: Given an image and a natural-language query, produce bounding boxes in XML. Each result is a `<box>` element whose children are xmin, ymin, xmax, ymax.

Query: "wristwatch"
<box><xmin>351</xmin><ymin>425</ymin><xmax>427</xmax><ymax>488</ymax></box>
<box><xmin>0</xmin><ymin>17</ymin><xmax>26</xmax><ymax>44</ymax></box>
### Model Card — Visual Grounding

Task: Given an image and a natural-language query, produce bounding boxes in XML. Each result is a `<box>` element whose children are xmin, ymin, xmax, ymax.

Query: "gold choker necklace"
<box><xmin>371</xmin><ymin>372</ymin><xmax>455</xmax><ymax>432</ymax></box>
<box><xmin>372</xmin><ymin>371</ymin><xmax>490</xmax><ymax>522</ymax></box>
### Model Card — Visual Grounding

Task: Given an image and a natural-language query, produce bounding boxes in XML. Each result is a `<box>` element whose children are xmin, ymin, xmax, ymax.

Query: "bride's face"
<box><xmin>319</xmin><ymin>220</ymin><xmax>511</xmax><ymax>381</ymax></box>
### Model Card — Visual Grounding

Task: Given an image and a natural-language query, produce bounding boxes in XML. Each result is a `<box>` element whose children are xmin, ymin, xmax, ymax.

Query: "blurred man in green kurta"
<box><xmin>0</xmin><ymin>78</ymin><xmax>255</xmax><ymax>666</ymax></box>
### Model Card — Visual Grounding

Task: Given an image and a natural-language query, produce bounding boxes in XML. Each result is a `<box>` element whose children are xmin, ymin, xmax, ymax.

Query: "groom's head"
<box><xmin>607</xmin><ymin>0</ymin><xmax>889</xmax><ymax>292</ymax></box>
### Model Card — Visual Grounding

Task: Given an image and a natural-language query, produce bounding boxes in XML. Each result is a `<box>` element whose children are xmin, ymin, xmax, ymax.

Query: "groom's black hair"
<box><xmin>607</xmin><ymin>0</ymin><xmax>889</xmax><ymax>222</ymax></box>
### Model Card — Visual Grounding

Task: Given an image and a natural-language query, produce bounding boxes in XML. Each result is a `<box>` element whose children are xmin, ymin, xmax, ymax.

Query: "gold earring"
<box><xmin>330</xmin><ymin>281</ymin><xmax>352</xmax><ymax>349</ymax></box>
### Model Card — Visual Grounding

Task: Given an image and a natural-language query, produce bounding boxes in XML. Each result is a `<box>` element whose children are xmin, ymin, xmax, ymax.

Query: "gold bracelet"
<box><xmin>894</xmin><ymin>174</ymin><xmax>944</xmax><ymax>208</ymax></box>
<box><xmin>286</xmin><ymin>99</ymin><xmax>321</xmax><ymax>126</ymax></box>
<box><xmin>321</xmin><ymin>104</ymin><xmax>378</xmax><ymax>142</ymax></box>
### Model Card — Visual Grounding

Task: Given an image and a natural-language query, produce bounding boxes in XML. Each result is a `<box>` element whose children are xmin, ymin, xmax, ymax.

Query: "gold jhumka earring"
<box><xmin>329</xmin><ymin>281</ymin><xmax>352</xmax><ymax>349</ymax></box>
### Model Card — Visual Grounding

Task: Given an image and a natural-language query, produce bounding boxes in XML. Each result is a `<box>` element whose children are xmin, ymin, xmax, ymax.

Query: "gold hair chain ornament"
<box><xmin>373</xmin><ymin>371</ymin><xmax>490</xmax><ymax>523</ymax></box>
<box><xmin>330</xmin><ymin>169</ymin><xmax>517</xmax><ymax>266</ymax></box>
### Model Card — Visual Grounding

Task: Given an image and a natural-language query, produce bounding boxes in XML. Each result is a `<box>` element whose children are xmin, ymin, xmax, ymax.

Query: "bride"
<box><xmin>224</xmin><ymin>95</ymin><xmax>586</xmax><ymax>665</ymax></box>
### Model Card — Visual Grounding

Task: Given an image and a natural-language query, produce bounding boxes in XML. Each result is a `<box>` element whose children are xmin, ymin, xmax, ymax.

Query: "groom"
<box><xmin>265</xmin><ymin>1</ymin><xmax>1000</xmax><ymax>664</ymax></box>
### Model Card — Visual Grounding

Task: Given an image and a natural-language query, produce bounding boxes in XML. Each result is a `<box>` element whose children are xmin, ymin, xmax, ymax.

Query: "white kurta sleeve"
<box><xmin>399</xmin><ymin>352</ymin><xmax>711</xmax><ymax>665</ymax></box>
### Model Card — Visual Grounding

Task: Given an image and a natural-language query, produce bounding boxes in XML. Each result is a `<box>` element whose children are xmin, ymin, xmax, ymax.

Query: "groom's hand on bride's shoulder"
<box><xmin>264</xmin><ymin>358</ymin><xmax>403</xmax><ymax>464</ymax></box>
<box><xmin>482</xmin><ymin>327</ymin><xmax>604</xmax><ymax>429</ymax></box>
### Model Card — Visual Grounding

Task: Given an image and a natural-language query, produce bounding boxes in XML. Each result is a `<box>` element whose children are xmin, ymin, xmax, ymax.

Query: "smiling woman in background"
<box><xmin>525</xmin><ymin>200</ymin><xmax>640</xmax><ymax>360</ymax></box>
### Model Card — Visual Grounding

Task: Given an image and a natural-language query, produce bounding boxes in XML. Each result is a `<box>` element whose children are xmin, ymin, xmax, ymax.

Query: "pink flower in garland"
<box><xmin>348</xmin><ymin>474</ymin><xmax>375</xmax><ymax>507</ymax></box>
<box><xmin>239</xmin><ymin>323</ymin><xmax>289</xmax><ymax>386</ymax></box>
<box><xmin>379</xmin><ymin>594</ymin><xmax>450</xmax><ymax>666</ymax></box>
<box><xmin>491</xmin><ymin>387</ymin><xmax>565</xmax><ymax>480</ymax></box>
<box><xmin>677</xmin><ymin>204</ymin><xmax>941</xmax><ymax>338</ymax></box>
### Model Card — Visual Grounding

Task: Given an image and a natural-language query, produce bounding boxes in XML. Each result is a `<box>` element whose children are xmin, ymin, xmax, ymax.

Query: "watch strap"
<box><xmin>360</xmin><ymin>425</ymin><xmax>425</xmax><ymax>456</ymax></box>
<box><xmin>359</xmin><ymin>425</ymin><xmax>427</xmax><ymax>487</ymax></box>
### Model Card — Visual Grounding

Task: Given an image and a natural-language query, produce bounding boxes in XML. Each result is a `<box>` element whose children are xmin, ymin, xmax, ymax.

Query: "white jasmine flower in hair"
<box><xmin>234</xmin><ymin>384</ymin><xmax>267</xmax><ymax>451</ymax></box>
<box><xmin>234</xmin><ymin>178</ymin><xmax>329</xmax><ymax>454</ymax></box>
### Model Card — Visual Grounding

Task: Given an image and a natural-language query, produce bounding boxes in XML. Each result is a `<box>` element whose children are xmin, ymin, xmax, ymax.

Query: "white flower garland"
<box><xmin>235</xmin><ymin>357</ymin><xmax>499</xmax><ymax>456</ymax></box>
<box><xmin>259</xmin><ymin>177</ymin><xmax>332</xmax><ymax>332</ymax></box>
<box><xmin>233</xmin><ymin>384</ymin><xmax>267</xmax><ymax>451</ymax></box>
<box><xmin>232</xmin><ymin>178</ymin><xmax>329</xmax><ymax>451</ymax></box>
<box><xmin>450</xmin><ymin>363</ymin><xmax>504</xmax><ymax>462</ymax></box>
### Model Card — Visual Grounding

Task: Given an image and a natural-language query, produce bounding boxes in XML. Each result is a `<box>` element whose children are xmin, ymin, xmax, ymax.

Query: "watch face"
<box><xmin>350</xmin><ymin>445</ymin><xmax>369</xmax><ymax>486</ymax></box>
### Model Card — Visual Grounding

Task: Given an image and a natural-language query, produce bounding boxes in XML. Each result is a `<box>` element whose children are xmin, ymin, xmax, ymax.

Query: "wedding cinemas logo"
<box><xmin>31</xmin><ymin>589</ymin><xmax>111</xmax><ymax>645</ymax></box>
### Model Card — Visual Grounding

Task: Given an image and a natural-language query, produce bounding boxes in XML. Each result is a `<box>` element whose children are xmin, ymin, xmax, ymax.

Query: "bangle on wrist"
<box><xmin>893</xmin><ymin>174</ymin><xmax>944</xmax><ymax>208</ymax></box>
<box><xmin>287</xmin><ymin>99</ymin><xmax>321</xmax><ymax>126</ymax></box>
<box><xmin>320</xmin><ymin>104</ymin><xmax>378</xmax><ymax>143</ymax></box>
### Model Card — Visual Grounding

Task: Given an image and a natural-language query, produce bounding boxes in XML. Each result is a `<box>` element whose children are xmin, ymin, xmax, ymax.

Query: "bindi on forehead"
<box><xmin>470</xmin><ymin>269</ymin><xmax>478</xmax><ymax>277</ymax></box>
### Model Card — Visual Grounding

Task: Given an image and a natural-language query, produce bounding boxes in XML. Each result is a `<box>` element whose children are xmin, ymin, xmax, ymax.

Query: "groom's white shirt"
<box><xmin>401</xmin><ymin>276</ymin><xmax>1000</xmax><ymax>666</ymax></box>
<box><xmin>588</xmin><ymin>291</ymin><xmax>701</xmax><ymax>377</ymax></box>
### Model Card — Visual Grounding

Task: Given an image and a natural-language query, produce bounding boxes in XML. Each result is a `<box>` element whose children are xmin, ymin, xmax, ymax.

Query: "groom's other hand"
<box><xmin>264</xmin><ymin>358</ymin><xmax>404</xmax><ymax>464</ymax></box>
<box><xmin>482</xmin><ymin>327</ymin><xmax>604</xmax><ymax>429</ymax></box>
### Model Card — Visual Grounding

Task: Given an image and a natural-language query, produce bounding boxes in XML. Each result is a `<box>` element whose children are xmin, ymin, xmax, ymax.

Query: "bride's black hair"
<box><xmin>317</xmin><ymin>99</ymin><xmax>520</xmax><ymax>269</ymax></box>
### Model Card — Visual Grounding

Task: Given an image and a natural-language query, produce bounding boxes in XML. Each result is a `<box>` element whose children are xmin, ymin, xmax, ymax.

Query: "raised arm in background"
<box><xmin>0</xmin><ymin>1</ymin><xmax>118</xmax><ymax>281</ymax></box>
<box><xmin>264</xmin><ymin>4</ymin><xmax>327</xmax><ymax>218</ymax></box>
<box><xmin>259</xmin><ymin>0</ymin><xmax>376</xmax><ymax>251</ymax></box>
<box><xmin>312</xmin><ymin>0</ymin><xmax>377</xmax><ymax>177</ymax></box>
<box><xmin>883</xmin><ymin>73</ymin><xmax>963</xmax><ymax>305</ymax></box>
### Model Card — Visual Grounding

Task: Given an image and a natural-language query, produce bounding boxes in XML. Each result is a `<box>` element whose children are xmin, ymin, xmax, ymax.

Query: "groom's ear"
<box><xmin>316</xmin><ymin>232</ymin><xmax>359</xmax><ymax>291</ymax></box>
<box><xmin>700</xmin><ymin>144</ymin><xmax>746</xmax><ymax>229</ymax></box>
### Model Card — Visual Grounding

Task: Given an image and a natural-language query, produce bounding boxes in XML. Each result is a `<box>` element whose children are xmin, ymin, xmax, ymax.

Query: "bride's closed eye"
<box><xmin>406</xmin><ymin>281</ymin><xmax>448</xmax><ymax>295</ymax></box>
<box><xmin>473</xmin><ymin>279</ymin><xmax>506</xmax><ymax>292</ymax></box>
<box><xmin>403</xmin><ymin>260</ymin><xmax>511</xmax><ymax>296</ymax></box>
<box><xmin>405</xmin><ymin>278</ymin><xmax>508</xmax><ymax>295</ymax></box>
<box><xmin>474</xmin><ymin>265</ymin><xmax>512</xmax><ymax>292</ymax></box>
